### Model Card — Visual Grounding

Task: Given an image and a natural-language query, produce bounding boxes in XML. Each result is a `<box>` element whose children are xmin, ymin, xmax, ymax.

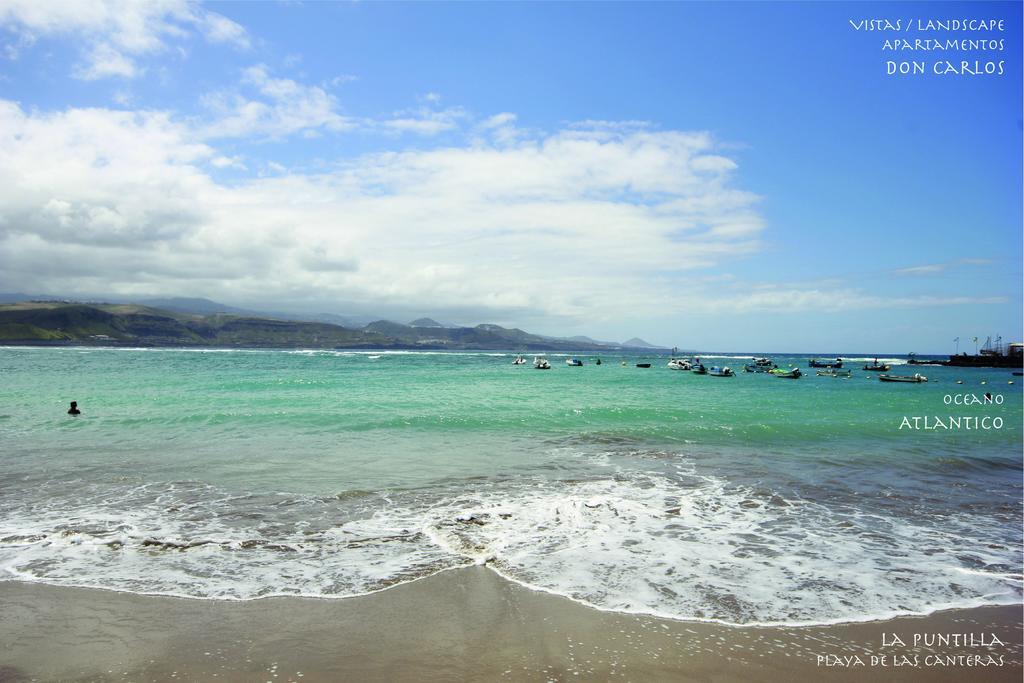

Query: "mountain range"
<box><xmin>0</xmin><ymin>296</ymin><xmax>665</xmax><ymax>351</ymax></box>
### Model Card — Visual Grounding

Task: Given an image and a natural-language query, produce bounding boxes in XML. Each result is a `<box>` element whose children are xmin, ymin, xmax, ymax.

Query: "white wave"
<box><xmin>0</xmin><ymin>346</ymin><xmax>515</xmax><ymax>357</ymax></box>
<box><xmin>1</xmin><ymin>468</ymin><xmax>1018</xmax><ymax>626</ymax></box>
<box><xmin>841</xmin><ymin>357</ymin><xmax>909</xmax><ymax>365</ymax></box>
<box><xmin>0</xmin><ymin>500</ymin><xmax>466</xmax><ymax>601</ymax></box>
<box><xmin>413</xmin><ymin>474</ymin><xmax>1021</xmax><ymax>626</ymax></box>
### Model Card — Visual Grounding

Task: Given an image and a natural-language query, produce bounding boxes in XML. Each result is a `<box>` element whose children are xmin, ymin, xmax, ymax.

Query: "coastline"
<box><xmin>2</xmin><ymin>568</ymin><xmax>1020</xmax><ymax>682</ymax></box>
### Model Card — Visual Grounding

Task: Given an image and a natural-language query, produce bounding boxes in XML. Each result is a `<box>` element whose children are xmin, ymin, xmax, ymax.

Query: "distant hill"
<box><xmin>138</xmin><ymin>297</ymin><xmax>253</xmax><ymax>316</ymax></box>
<box><xmin>0</xmin><ymin>302</ymin><xmax>647</xmax><ymax>351</ymax></box>
<box><xmin>138</xmin><ymin>297</ymin><xmax>376</xmax><ymax>329</ymax></box>
<box><xmin>269</xmin><ymin>311</ymin><xmax>378</xmax><ymax>329</ymax></box>
<box><xmin>363</xmin><ymin>319</ymin><xmax>611</xmax><ymax>351</ymax></box>
<box><xmin>622</xmin><ymin>337</ymin><xmax>665</xmax><ymax>349</ymax></box>
<box><xmin>564</xmin><ymin>334</ymin><xmax>622</xmax><ymax>346</ymax></box>
<box><xmin>0</xmin><ymin>302</ymin><xmax>388</xmax><ymax>348</ymax></box>
<box><xmin>408</xmin><ymin>317</ymin><xmax>445</xmax><ymax>328</ymax></box>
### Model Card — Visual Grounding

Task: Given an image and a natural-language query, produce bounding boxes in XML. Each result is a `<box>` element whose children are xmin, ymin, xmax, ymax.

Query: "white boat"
<box><xmin>533</xmin><ymin>356</ymin><xmax>551</xmax><ymax>370</ymax></box>
<box><xmin>667</xmin><ymin>358</ymin><xmax>691</xmax><ymax>370</ymax></box>
<box><xmin>816</xmin><ymin>369</ymin><xmax>852</xmax><ymax>377</ymax></box>
<box><xmin>566</xmin><ymin>357</ymin><xmax>583</xmax><ymax>366</ymax></box>
<box><xmin>512</xmin><ymin>355</ymin><xmax>526</xmax><ymax>365</ymax></box>
<box><xmin>879</xmin><ymin>373</ymin><xmax>927</xmax><ymax>383</ymax></box>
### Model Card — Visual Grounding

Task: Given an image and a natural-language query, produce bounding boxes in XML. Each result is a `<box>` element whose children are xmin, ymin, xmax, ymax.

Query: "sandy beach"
<box><xmin>1</xmin><ymin>568</ymin><xmax>1019</xmax><ymax>682</ymax></box>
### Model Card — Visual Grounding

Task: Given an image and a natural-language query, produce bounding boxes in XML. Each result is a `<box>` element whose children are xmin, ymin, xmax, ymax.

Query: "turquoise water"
<box><xmin>1</xmin><ymin>347</ymin><xmax>1021</xmax><ymax>625</ymax></box>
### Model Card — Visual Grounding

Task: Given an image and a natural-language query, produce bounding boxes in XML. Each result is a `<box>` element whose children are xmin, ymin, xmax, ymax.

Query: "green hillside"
<box><xmin>0</xmin><ymin>302</ymin><xmax>615</xmax><ymax>350</ymax></box>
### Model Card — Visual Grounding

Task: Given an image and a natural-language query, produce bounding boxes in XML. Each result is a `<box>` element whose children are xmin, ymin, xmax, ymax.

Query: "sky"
<box><xmin>0</xmin><ymin>0</ymin><xmax>1020</xmax><ymax>353</ymax></box>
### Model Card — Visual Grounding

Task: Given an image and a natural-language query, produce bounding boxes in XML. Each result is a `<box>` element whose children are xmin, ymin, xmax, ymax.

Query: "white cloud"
<box><xmin>210</xmin><ymin>155</ymin><xmax>246</xmax><ymax>170</ymax></box>
<box><xmin>327</xmin><ymin>73</ymin><xmax>358</xmax><ymax>87</ymax></box>
<box><xmin>688</xmin><ymin>287</ymin><xmax>1006</xmax><ymax>314</ymax></box>
<box><xmin>0</xmin><ymin>98</ymin><xmax>1009</xmax><ymax>330</ymax></box>
<box><xmin>199</xmin><ymin>10</ymin><xmax>249</xmax><ymax>48</ymax></box>
<box><xmin>380</xmin><ymin>105</ymin><xmax>466</xmax><ymax>136</ymax></box>
<box><xmin>0</xmin><ymin>0</ymin><xmax>249</xmax><ymax>79</ymax></box>
<box><xmin>0</xmin><ymin>100</ymin><xmax>214</xmax><ymax>251</ymax></box>
<box><xmin>199</xmin><ymin>64</ymin><xmax>352</xmax><ymax>139</ymax></box>
<box><xmin>0</xmin><ymin>100</ymin><xmax>767</xmax><ymax>323</ymax></box>
<box><xmin>893</xmin><ymin>263</ymin><xmax>947</xmax><ymax>276</ymax></box>
<box><xmin>74</xmin><ymin>42</ymin><xmax>137</xmax><ymax>80</ymax></box>
<box><xmin>480</xmin><ymin>112</ymin><xmax>516</xmax><ymax>129</ymax></box>
<box><xmin>892</xmin><ymin>259</ymin><xmax>995</xmax><ymax>276</ymax></box>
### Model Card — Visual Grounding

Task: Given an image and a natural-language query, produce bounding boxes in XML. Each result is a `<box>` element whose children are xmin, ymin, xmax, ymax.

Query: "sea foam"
<box><xmin>1</xmin><ymin>461</ymin><xmax>1018</xmax><ymax>626</ymax></box>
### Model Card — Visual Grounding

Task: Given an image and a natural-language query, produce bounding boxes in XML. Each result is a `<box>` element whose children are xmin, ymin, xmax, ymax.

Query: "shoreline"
<box><xmin>0</xmin><ymin>344</ymin><xmax>962</xmax><ymax>359</ymax></box>
<box><xmin>5</xmin><ymin>563</ymin><xmax>1019</xmax><ymax>629</ymax></box>
<box><xmin>2</xmin><ymin>568</ymin><xmax>1020</xmax><ymax>682</ymax></box>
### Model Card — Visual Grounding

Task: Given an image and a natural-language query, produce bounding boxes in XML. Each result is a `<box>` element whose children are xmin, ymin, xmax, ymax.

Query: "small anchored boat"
<box><xmin>690</xmin><ymin>363</ymin><xmax>707</xmax><ymax>375</ymax></box>
<box><xmin>743</xmin><ymin>363</ymin><xmax>776</xmax><ymax>373</ymax></box>
<box><xmin>863</xmin><ymin>359</ymin><xmax>891</xmax><ymax>371</ymax></box>
<box><xmin>809</xmin><ymin>358</ymin><xmax>843</xmax><ymax>368</ymax></box>
<box><xmin>636</xmin><ymin>362</ymin><xmax>651</xmax><ymax>368</ymax></box>
<box><xmin>816</xmin><ymin>369</ymin><xmax>852</xmax><ymax>378</ymax></box>
<box><xmin>533</xmin><ymin>356</ymin><xmax>551</xmax><ymax>370</ymax></box>
<box><xmin>566</xmin><ymin>357</ymin><xmax>583</xmax><ymax>367</ymax></box>
<box><xmin>770</xmin><ymin>367</ymin><xmax>802</xmax><ymax>379</ymax></box>
<box><xmin>667</xmin><ymin>358</ymin><xmax>691</xmax><ymax>370</ymax></box>
<box><xmin>512</xmin><ymin>355</ymin><xmax>527</xmax><ymax>365</ymax></box>
<box><xmin>708</xmin><ymin>366</ymin><xmax>734</xmax><ymax>377</ymax></box>
<box><xmin>879</xmin><ymin>373</ymin><xmax>927</xmax><ymax>383</ymax></box>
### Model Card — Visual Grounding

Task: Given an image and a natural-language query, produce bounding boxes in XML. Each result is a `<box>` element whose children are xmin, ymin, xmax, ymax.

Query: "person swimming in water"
<box><xmin>67</xmin><ymin>401</ymin><xmax>80</xmax><ymax>415</ymax></box>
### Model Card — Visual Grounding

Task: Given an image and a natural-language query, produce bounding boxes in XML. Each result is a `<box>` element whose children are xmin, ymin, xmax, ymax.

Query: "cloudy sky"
<box><xmin>0</xmin><ymin>1</ymin><xmax>1020</xmax><ymax>352</ymax></box>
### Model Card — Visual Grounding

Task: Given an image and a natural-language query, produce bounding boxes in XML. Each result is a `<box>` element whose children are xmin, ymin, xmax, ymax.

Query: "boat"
<box><xmin>879</xmin><ymin>373</ymin><xmax>927</xmax><ymax>383</ymax></box>
<box><xmin>1014</xmin><ymin>372</ymin><xmax>1023</xmax><ymax>376</ymax></box>
<box><xmin>816</xmin><ymin>369</ymin><xmax>852</xmax><ymax>377</ymax></box>
<box><xmin>595</xmin><ymin>358</ymin><xmax>602</xmax><ymax>365</ymax></box>
<box><xmin>863</xmin><ymin>360</ymin><xmax>891</xmax><ymax>371</ymax></box>
<box><xmin>808</xmin><ymin>358</ymin><xmax>843</xmax><ymax>368</ymax></box>
<box><xmin>533</xmin><ymin>356</ymin><xmax>551</xmax><ymax>370</ymax></box>
<box><xmin>636</xmin><ymin>363</ymin><xmax>651</xmax><ymax>368</ymax></box>
<box><xmin>691</xmin><ymin>363</ymin><xmax>707</xmax><ymax>375</ymax></box>
<box><xmin>743</xmin><ymin>363</ymin><xmax>776</xmax><ymax>373</ymax></box>
<box><xmin>708</xmin><ymin>366</ymin><xmax>734</xmax><ymax>377</ymax></box>
<box><xmin>770</xmin><ymin>367</ymin><xmax>802</xmax><ymax>379</ymax></box>
<box><xmin>752</xmin><ymin>357</ymin><xmax>774</xmax><ymax>367</ymax></box>
<box><xmin>906</xmin><ymin>352</ymin><xmax>945</xmax><ymax>366</ymax></box>
<box><xmin>512</xmin><ymin>355</ymin><xmax>526</xmax><ymax>365</ymax></box>
<box><xmin>667</xmin><ymin>358</ymin><xmax>691</xmax><ymax>370</ymax></box>
<box><xmin>566</xmin><ymin>357</ymin><xmax>583</xmax><ymax>367</ymax></box>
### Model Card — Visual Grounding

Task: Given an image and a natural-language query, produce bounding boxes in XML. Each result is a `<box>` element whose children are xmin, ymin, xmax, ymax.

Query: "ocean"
<box><xmin>0</xmin><ymin>347</ymin><xmax>1020</xmax><ymax>627</ymax></box>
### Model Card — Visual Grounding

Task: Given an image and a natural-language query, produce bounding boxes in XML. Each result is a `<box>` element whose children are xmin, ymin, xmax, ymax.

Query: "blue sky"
<box><xmin>0</xmin><ymin>1</ymin><xmax>1020</xmax><ymax>352</ymax></box>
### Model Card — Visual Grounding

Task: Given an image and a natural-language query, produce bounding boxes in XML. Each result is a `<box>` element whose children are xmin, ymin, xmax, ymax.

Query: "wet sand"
<box><xmin>0</xmin><ymin>568</ymin><xmax>1020</xmax><ymax>682</ymax></box>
